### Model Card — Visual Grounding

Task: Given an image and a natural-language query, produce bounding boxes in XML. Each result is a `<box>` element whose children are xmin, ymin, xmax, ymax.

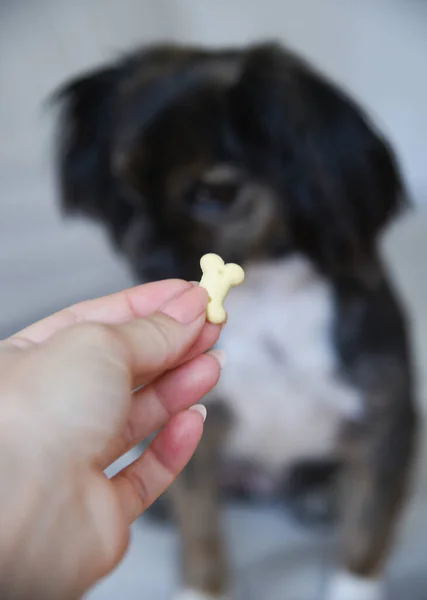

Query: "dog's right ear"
<box><xmin>53</xmin><ymin>66</ymin><xmax>118</xmax><ymax>219</ymax></box>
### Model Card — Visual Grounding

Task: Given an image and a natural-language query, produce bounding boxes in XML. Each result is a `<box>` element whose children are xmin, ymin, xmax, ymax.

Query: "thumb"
<box><xmin>47</xmin><ymin>284</ymin><xmax>209</xmax><ymax>387</ymax></box>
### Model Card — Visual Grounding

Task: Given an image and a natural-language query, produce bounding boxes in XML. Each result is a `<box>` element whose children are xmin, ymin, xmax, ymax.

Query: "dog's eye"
<box><xmin>187</xmin><ymin>182</ymin><xmax>238</xmax><ymax>216</ymax></box>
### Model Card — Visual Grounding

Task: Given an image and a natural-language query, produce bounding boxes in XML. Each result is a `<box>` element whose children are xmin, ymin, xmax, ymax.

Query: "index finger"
<box><xmin>8</xmin><ymin>279</ymin><xmax>191</xmax><ymax>346</ymax></box>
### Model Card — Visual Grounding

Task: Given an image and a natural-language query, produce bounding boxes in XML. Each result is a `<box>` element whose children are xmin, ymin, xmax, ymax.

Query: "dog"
<box><xmin>53</xmin><ymin>42</ymin><xmax>418</xmax><ymax>600</ymax></box>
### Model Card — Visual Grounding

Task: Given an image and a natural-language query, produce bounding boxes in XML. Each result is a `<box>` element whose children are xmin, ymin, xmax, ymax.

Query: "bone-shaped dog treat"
<box><xmin>199</xmin><ymin>253</ymin><xmax>245</xmax><ymax>324</ymax></box>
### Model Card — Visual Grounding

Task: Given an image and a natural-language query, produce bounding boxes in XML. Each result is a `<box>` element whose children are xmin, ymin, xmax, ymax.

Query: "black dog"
<box><xmin>54</xmin><ymin>42</ymin><xmax>417</xmax><ymax>600</ymax></box>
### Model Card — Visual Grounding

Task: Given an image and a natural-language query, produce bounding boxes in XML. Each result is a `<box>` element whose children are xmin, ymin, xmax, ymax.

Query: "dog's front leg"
<box><xmin>326</xmin><ymin>400</ymin><xmax>417</xmax><ymax>600</ymax></box>
<box><xmin>170</xmin><ymin>401</ymin><xmax>232</xmax><ymax>600</ymax></box>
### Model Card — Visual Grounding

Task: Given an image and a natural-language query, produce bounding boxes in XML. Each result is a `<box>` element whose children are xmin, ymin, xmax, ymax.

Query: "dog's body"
<box><xmin>54</xmin><ymin>42</ymin><xmax>418</xmax><ymax>599</ymax></box>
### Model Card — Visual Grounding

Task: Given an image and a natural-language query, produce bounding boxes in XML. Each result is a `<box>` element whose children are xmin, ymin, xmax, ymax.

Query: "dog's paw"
<box><xmin>174</xmin><ymin>589</ymin><xmax>231</xmax><ymax>600</ymax></box>
<box><xmin>325</xmin><ymin>571</ymin><xmax>384</xmax><ymax>600</ymax></box>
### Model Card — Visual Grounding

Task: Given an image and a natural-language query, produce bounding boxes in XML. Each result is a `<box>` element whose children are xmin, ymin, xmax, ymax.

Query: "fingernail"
<box><xmin>189</xmin><ymin>281</ymin><xmax>200</xmax><ymax>286</ymax></box>
<box><xmin>189</xmin><ymin>404</ymin><xmax>207</xmax><ymax>423</ymax></box>
<box><xmin>207</xmin><ymin>349</ymin><xmax>227</xmax><ymax>368</ymax></box>
<box><xmin>160</xmin><ymin>286</ymin><xmax>208</xmax><ymax>324</ymax></box>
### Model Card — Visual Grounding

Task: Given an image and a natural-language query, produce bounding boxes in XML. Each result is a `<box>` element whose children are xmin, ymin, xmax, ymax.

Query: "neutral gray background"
<box><xmin>1</xmin><ymin>1</ymin><xmax>427</xmax><ymax>598</ymax></box>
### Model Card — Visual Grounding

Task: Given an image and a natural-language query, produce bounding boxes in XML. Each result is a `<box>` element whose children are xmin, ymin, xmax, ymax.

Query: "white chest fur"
<box><xmin>210</xmin><ymin>255</ymin><xmax>362</xmax><ymax>472</ymax></box>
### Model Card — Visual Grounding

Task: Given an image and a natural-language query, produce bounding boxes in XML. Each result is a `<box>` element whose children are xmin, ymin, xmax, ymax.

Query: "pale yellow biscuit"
<box><xmin>199</xmin><ymin>253</ymin><xmax>245</xmax><ymax>325</ymax></box>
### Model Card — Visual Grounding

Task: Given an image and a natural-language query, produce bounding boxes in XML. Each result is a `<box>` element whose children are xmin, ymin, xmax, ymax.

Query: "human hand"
<box><xmin>0</xmin><ymin>280</ymin><xmax>223</xmax><ymax>599</ymax></box>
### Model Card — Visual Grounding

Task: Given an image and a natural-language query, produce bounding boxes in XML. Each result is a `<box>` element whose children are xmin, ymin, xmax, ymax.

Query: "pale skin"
<box><xmin>0</xmin><ymin>280</ymin><xmax>223</xmax><ymax>600</ymax></box>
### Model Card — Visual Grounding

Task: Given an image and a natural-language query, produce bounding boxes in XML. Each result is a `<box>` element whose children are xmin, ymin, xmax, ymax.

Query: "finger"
<box><xmin>112</xmin><ymin>408</ymin><xmax>205</xmax><ymax>523</ymax></box>
<box><xmin>178</xmin><ymin>321</ymin><xmax>222</xmax><ymax>367</ymax></box>
<box><xmin>7</xmin><ymin>279</ymin><xmax>192</xmax><ymax>346</ymax></box>
<box><xmin>102</xmin><ymin>350</ymin><xmax>223</xmax><ymax>467</ymax></box>
<box><xmin>133</xmin><ymin>319</ymin><xmax>222</xmax><ymax>390</ymax></box>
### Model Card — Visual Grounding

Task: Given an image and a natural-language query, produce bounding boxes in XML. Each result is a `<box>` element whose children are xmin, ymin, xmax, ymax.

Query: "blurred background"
<box><xmin>1</xmin><ymin>1</ymin><xmax>427</xmax><ymax>598</ymax></box>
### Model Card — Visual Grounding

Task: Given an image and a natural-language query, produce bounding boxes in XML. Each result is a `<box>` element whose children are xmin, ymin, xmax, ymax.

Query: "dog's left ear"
<box><xmin>229</xmin><ymin>43</ymin><xmax>408</xmax><ymax>268</ymax></box>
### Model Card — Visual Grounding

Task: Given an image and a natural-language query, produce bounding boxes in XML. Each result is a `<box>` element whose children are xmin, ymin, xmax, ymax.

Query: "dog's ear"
<box><xmin>54</xmin><ymin>66</ymin><xmax>118</xmax><ymax>220</ymax></box>
<box><xmin>229</xmin><ymin>44</ymin><xmax>408</xmax><ymax>269</ymax></box>
<box><xmin>55</xmin><ymin>46</ymin><xmax>203</xmax><ymax>205</ymax></box>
